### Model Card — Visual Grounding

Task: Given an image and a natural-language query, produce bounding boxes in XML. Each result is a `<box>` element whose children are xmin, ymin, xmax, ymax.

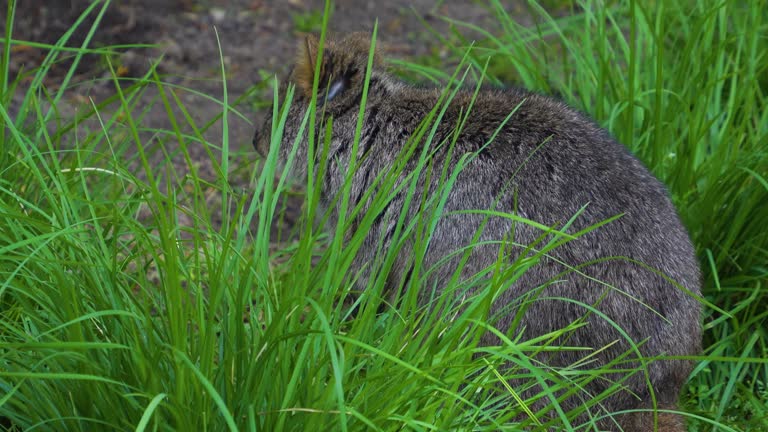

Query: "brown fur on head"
<box><xmin>252</xmin><ymin>32</ymin><xmax>383</xmax><ymax>159</ymax></box>
<box><xmin>291</xmin><ymin>32</ymin><xmax>382</xmax><ymax>101</ymax></box>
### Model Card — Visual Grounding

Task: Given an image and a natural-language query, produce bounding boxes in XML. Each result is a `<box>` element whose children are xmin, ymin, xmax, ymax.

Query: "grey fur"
<box><xmin>254</xmin><ymin>33</ymin><xmax>701</xmax><ymax>431</ymax></box>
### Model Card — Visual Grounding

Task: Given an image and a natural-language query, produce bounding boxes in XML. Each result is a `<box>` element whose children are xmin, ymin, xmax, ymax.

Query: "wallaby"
<box><xmin>253</xmin><ymin>32</ymin><xmax>701</xmax><ymax>431</ymax></box>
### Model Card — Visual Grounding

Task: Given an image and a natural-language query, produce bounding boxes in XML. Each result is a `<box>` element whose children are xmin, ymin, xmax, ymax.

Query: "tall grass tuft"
<box><xmin>0</xmin><ymin>0</ymin><xmax>765</xmax><ymax>431</ymax></box>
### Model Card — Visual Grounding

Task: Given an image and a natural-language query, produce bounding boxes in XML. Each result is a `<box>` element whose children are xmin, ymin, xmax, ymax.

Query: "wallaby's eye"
<box><xmin>325</xmin><ymin>68</ymin><xmax>357</xmax><ymax>102</ymax></box>
<box><xmin>326</xmin><ymin>79</ymin><xmax>346</xmax><ymax>102</ymax></box>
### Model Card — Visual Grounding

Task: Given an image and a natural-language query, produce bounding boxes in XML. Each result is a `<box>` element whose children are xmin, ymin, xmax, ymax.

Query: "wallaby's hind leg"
<box><xmin>619</xmin><ymin>405</ymin><xmax>687</xmax><ymax>432</ymax></box>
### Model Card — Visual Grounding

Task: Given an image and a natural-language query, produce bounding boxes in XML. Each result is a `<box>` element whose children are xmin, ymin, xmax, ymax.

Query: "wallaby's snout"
<box><xmin>252</xmin><ymin>128</ymin><xmax>261</xmax><ymax>156</ymax></box>
<box><xmin>252</xmin><ymin>120</ymin><xmax>269</xmax><ymax>158</ymax></box>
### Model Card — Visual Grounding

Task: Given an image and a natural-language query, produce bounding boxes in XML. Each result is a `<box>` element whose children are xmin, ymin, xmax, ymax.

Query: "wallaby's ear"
<box><xmin>294</xmin><ymin>35</ymin><xmax>323</xmax><ymax>98</ymax></box>
<box><xmin>292</xmin><ymin>33</ymin><xmax>380</xmax><ymax>102</ymax></box>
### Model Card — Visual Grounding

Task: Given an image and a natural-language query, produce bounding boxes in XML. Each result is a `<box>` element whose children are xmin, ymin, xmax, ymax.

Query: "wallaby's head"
<box><xmin>253</xmin><ymin>32</ymin><xmax>383</xmax><ymax>177</ymax></box>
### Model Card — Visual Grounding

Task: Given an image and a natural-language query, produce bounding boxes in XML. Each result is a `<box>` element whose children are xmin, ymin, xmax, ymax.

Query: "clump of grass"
<box><xmin>1</xmin><ymin>0</ymin><xmax>766</xmax><ymax>431</ymax></box>
<box><xmin>0</xmin><ymin>0</ymin><xmax>267</xmax><ymax>430</ymax></box>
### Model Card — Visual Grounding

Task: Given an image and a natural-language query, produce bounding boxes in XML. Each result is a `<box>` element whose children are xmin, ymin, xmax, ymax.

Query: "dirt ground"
<box><xmin>4</xmin><ymin>0</ymin><xmax>526</xmax><ymax>231</ymax></box>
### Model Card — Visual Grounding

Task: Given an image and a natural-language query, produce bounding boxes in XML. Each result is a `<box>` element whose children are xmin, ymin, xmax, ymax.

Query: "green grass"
<box><xmin>292</xmin><ymin>9</ymin><xmax>326</xmax><ymax>34</ymax></box>
<box><xmin>1</xmin><ymin>0</ymin><xmax>767</xmax><ymax>431</ymax></box>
